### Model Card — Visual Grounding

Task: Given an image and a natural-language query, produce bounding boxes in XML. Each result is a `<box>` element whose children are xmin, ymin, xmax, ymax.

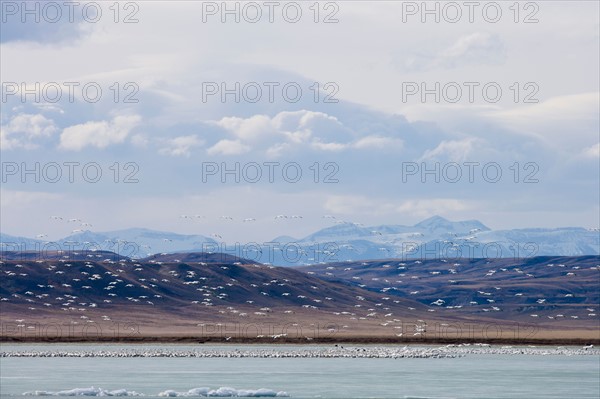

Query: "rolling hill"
<box><xmin>1</xmin><ymin>252</ymin><xmax>598</xmax><ymax>343</ymax></box>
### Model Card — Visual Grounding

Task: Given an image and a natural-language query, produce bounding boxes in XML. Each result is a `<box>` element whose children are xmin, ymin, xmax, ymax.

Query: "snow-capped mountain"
<box><xmin>283</xmin><ymin>218</ymin><xmax>598</xmax><ymax>265</ymax></box>
<box><xmin>1</xmin><ymin>217</ymin><xmax>598</xmax><ymax>265</ymax></box>
<box><xmin>1</xmin><ymin>229</ymin><xmax>217</xmax><ymax>259</ymax></box>
<box><xmin>0</xmin><ymin>233</ymin><xmax>44</xmax><ymax>250</ymax></box>
<box><xmin>302</xmin><ymin>216</ymin><xmax>489</xmax><ymax>243</ymax></box>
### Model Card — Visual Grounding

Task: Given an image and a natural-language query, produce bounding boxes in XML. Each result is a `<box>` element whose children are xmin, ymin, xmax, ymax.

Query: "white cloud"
<box><xmin>211</xmin><ymin>110</ymin><xmax>403</xmax><ymax>156</ymax></box>
<box><xmin>310</xmin><ymin>141</ymin><xmax>347</xmax><ymax>152</ymax></box>
<box><xmin>398</xmin><ymin>32</ymin><xmax>506</xmax><ymax>72</ymax></box>
<box><xmin>33</xmin><ymin>103</ymin><xmax>65</xmax><ymax>114</ymax></box>
<box><xmin>303</xmin><ymin>135</ymin><xmax>403</xmax><ymax>152</ymax></box>
<box><xmin>353</xmin><ymin>135</ymin><xmax>403</xmax><ymax>150</ymax></box>
<box><xmin>494</xmin><ymin>92</ymin><xmax>598</xmax><ymax>126</ymax></box>
<box><xmin>159</xmin><ymin>135</ymin><xmax>204</xmax><ymax>157</ymax></box>
<box><xmin>265</xmin><ymin>142</ymin><xmax>292</xmax><ymax>158</ymax></box>
<box><xmin>396</xmin><ymin>199</ymin><xmax>470</xmax><ymax>218</ymax></box>
<box><xmin>582</xmin><ymin>142</ymin><xmax>600</xmax><ymax>158</ymax></box>
<box><xmin>1</xmin><ymin>2</ymin><xmax>598</xmax><ymax>236</ymax></box>
<box><xmin>491</xmin><ymin>92</ymin><xmax>599</xmax><ymax>149</ymax></box>
<box><xmin>0</xmin><ymin>113</ymin><xmax>58</xmax><ymax>150</ymax></box>
<box><xmin>207</xmin><ymin>139</ymin><xmax>250</xmax><ymax>155</ymax></box>
<box><xmin>212</xmin><ymin>110</ymin><xmax>341</xmax><ymax>145</ymax></box>
<box><xmin>438</xmin><ymin>32</ymin><xmax>505</xmax><ymax>67</ymax></box>
<box><xmin>213</xmin><ymin>114</ymin><xmax>277</xmax><ymax>142</ymax></box>
<box><xmin>59</xmin><ymin>114</ymin><xmax>141</xmax><ymax>151</ymax></box>
<box><xmin>420</xmin><ymin>138</ymin><xmax>481</xmax><ymax>162</ymax></box>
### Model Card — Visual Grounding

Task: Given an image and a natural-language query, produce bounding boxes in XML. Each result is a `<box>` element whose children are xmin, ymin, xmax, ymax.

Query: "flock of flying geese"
<box><xmin>0</xmin><ymin>251</ymin><xmax>462</xmax><ymax>338</ymax></box>
<box><xmin>36</xmin><ymin>214</ymin><xmax>349</xmax><ymax>240</ymax></box>
<box><xmin>0</xmin><ymin>215</ymin><xmax>596</xmax><ymax>340</ymax></box>
<box><xmin>309</xmin><ymin>260</ymin><xmax>600</xmax><ymax>322</ymax></box>
<box><xmin>1</xmin><ymin>252</ymin><xmax>598</xmax><ymax>341</ymax></box>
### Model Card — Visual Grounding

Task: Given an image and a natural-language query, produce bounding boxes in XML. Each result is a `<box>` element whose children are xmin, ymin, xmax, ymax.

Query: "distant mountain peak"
<box><xmin>414</xmin><ymin>215</ymin><xmax>450</xmax><ymax>227</ymax></box>
<box><xmin>414</xmin><ymin>216</ymin><xmax>490</xmax><ymax>232</ymax></box>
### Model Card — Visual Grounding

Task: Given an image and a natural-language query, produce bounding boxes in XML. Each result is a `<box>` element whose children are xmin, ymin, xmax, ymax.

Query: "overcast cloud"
<box><xmin>1</xmin><ymin>1</ymin><xmax>598</xmax><ymax>242</ymax></box>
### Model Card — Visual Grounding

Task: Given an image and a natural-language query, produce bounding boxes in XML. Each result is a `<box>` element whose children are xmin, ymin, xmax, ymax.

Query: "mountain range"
<box><xmin>2</xmin><ymin>216</ymin><xmax>598</xmax><ymax>266</ymax></box>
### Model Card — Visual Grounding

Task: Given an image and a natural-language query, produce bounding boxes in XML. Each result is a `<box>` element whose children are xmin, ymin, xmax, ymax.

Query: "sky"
<box><xmin>1</xmin><ymin>0</ymin><xmax>599</xmax><ymax>242</ymax></box>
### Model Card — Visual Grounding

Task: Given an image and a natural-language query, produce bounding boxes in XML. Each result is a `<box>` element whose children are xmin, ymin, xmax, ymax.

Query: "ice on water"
<box><xmin>22</xmin><ymin>387</ymin><xmax>289</xmax><ymax>397</ymax></box>
<box><xmin>158</xmin><ymin>387</ymin><xmax>289</xmax><ymax>397</ymax></box>
<box><xmin>23</xmin><ymin>387</ymin><xmax>143</xmax><ymax>397</ymax></box>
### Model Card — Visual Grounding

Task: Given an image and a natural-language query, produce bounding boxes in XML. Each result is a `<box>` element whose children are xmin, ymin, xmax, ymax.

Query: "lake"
<box><xmin>1</xmin><ymin>344</ymin><xmax>598</xmax><ymax>398</ymax></box>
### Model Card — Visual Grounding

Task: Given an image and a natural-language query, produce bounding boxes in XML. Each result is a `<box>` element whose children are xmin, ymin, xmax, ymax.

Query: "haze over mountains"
<box><xmin>1</xmin><ymin>216</ymin><xmax>598</xmax><ymax>266</ymax></box>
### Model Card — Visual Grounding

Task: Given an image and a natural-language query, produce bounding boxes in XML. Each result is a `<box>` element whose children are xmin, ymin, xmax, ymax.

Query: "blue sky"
<box><xmin>1</xmin><ymin>1</ymin><xmax>599</xmax><ymax>242</ymax></box>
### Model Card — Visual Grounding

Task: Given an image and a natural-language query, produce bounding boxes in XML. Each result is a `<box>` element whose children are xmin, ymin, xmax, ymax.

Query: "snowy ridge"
<box><xmin>2</xmin><ymin>216</ymin><xmax>599</xmax><ymax>265</ymax></box>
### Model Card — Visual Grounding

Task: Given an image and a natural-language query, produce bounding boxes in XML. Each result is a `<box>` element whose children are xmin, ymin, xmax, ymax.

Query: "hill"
<box><xmin>1</xmin><ymin>252</ymin><xmax>598</xmax><ymax>343</ymax></box>
<box><xmin>296</xmin><ymin>256</ymin><xmax>600</xmax><ymax>328</ymax></box>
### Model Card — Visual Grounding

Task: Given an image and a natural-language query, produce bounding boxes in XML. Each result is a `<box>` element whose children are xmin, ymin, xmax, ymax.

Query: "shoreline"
<box><xmin>2</xmin><ymin>336</ymin><xmax>599</xmax><ymax>346</ymax></box>
<box><xmin>3</xmin><ymin>345</ymin><xmax>598</xmax><ymax>359</ymax></box>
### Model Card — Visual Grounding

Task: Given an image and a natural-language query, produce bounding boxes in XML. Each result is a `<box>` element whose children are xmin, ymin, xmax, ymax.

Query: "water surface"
<box><xmin>1</xmin><ymin>344</ymin><xmax>598</xmax><ymax>398</ymax></box>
